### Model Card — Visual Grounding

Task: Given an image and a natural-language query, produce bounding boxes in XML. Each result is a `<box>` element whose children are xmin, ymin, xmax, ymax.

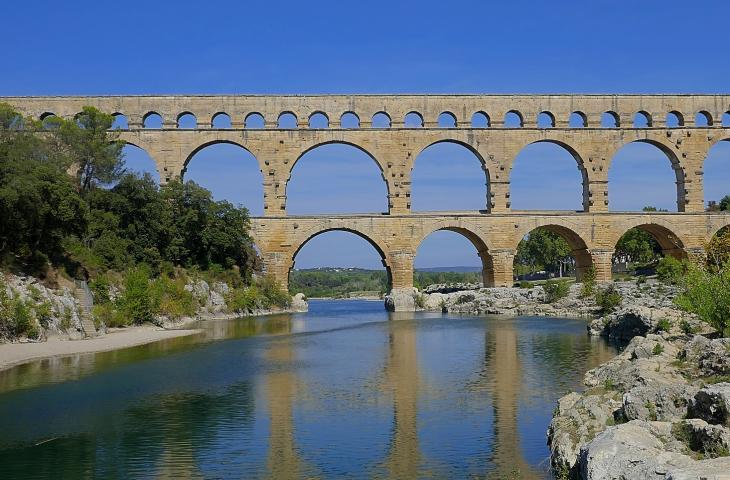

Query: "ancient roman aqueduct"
<box><xmin>4</xmin><ymin>95</ymin><xmax>730</xmax><ymax>294</ymax></box>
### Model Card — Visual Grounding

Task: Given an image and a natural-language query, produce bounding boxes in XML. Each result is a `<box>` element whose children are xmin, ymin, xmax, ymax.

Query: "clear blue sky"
<box><xmin>5</xmin><ymin>0</ymin><xmax>730</xmax><ymax>269</ymax></box>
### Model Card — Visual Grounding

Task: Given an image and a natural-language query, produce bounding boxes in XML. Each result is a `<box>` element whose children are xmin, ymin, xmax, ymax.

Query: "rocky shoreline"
<box><xmin>385</xmin><ymin>279</ymin><xmax>730</xmax><ymax>479</ymax></box>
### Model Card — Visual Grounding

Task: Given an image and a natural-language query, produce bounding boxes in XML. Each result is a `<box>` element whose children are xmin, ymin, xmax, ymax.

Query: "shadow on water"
<box><xmin>0</xmin><ymin>300</ymin><xmax>617</xmax><ymax>479</ymax></box>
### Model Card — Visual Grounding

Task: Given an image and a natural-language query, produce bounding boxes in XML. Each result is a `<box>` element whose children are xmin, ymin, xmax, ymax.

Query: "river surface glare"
<box><xmin>0</xmin><ymin>300</ymin><xmax>616</xmax><ymax>479</ymax></box>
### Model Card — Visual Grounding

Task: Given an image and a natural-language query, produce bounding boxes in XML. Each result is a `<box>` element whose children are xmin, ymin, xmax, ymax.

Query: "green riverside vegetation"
<box><xmin>0</xmin><ymin>103</ymin><xmax>289</xmax><ymax>336</ymax></box>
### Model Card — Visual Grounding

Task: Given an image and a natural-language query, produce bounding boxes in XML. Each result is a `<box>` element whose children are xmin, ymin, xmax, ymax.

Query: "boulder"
<box><xmin>689</xmin><ymin>383</ymin><xmax>730</xmax><ymax>426</ymax></box>
<box><xmin>384</xmin><ymin>288</ymin><xmax>417</xmax><ymax>312</ymax></box>
<box><xmin>291</xmin><ymin>293</ymin><xmax>309</xmax><ymax>312</ymax></box>
<box><xmin>623</xmin><ymin>383</ymin><xmax>696</xmax><ymax>422</ymax></box>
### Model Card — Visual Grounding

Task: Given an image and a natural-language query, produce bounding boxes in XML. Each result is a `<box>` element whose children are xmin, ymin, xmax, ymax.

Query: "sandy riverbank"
<box><xmin>0</xmin><ymin>325</ymin><xmax>202</xmax><ymax>372</ymax></box>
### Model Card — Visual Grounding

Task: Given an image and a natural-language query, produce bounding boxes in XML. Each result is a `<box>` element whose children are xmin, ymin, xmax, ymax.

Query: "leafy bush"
<box><xmin>543</xmin><ymin>280</ymin><xmax>569</xmax><ymax>303</ymax></box>
<box><xmin>595</xmin><ymin>284</ymin><xmax>623</xmax><ymax>312</ymax></box>
<box><xmin>580</xmin><ymin>267</ymin><xmax>596</xmax><ymax>298</ymax></box>
<box><xmin>680</xmin><ymin>318</ymin><xmax>698</xmax><ymax>335</ymax></box>
<box><xmin>656</xmin><ymin>256</ymin><xmax>686</xmax><ymax>284</ymax></box>
<box><xmin>149</xmin><ymin>275</ymin><xmax>197</xmax><ymax>320</ymax></box>
<box><xmin>652</xmin><ymin>343</ymin><xmax>664</xmax><ymax>355</ymax></box>
<box><xmin>117</xmin><ymin>266</ymin><xmax>153</xmax><ymax>325</ymax></box>
<box><xmin>518</xmin><ymin>280</ymin><xmax>531</xmax><ymax>289</ymax></box>
<box><xmin>92</xmin><ymin>302</ymin><xmax>128</xmax><ymax>328</ymax></box>
<box><xmin>675</xmin><ymin>263</ymin><xmax>730</xmax><ymax>336</ymax></box>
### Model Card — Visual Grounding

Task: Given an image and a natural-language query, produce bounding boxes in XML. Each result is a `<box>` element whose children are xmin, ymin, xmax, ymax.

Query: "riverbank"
<box><xmin>0</xmin><ymin>325</ymin><xmax>201</xmax><ymax>372</ymax></box>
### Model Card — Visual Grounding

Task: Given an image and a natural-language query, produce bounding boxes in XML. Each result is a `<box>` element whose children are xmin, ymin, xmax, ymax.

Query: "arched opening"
<box><xmin>510</xmin><ymin>141</ymin><xmax>586</xmax><ymax>211</ymax></box>
<box><xmin>666</xmin><ymin>111</ymin><xmax>684</xmax><ymax>127</ymax></box>
<box><xmin>414</xmin><ymin>229</ymin><xmax>492</xmax><ymax>288</ymax></box>
<box><xmin>288</xmin><ymin>230</ymin><xmax>392</xmax><ymax>297</ymax></box>
<box><xmin>308</xmin><ymin>112</ymin><xmax>329</xmax><ymax>129</ymax></box>
<box><xmin>340</xmin><ymin>112</ymin><xmax>359</xmax><ymax>129</ymax></box>
<box><xmin>122</xmin><ymin>144</ymin><xmax>160</xmax><ymax>184</ymax></box>
<box><xmin>143</xmin><ymin>112</ymin><xmax>163</xmax><ymax>129</ymax></box>
<box><xmin>703</xmin><ymin>140</ymin><xmax>730</xmax><ymax>210</ymax></box>
<box><xmin>410</xmin><ymin>141</ymin><xmax>488</xmax><ymax>212</ymax></box>
<box><xmin>286</xmin><ymin>143</ymin><xmax>388</xmax><ymax>215</ymax></box>
<box><xmin>723</xmin><ymin>112</ymin><xmax>730</xmax><ymax>127</ymax></box>
<box><xmin>633</xmin><ymin>111</ymin><xmax>651</xmax><ymax>128</ymax></box>
<box><xmin>245</xmin><ymin>112</ymin><xmax>265</xmax><ymax>129</ymax></box>
<box><xmin>695</xmin><ymin>111</ymin><xmax>713</xmax><ymax>127</ymax></box>
<box><xmin>515</xmin><ymin>225</ymin><xmax>592</xmax><ymax>281</ymax></box>
<box><xmin>504</xmin><ymin>110</ymin><xmax>523</xmax><ymax>128</ymax></box>
<box><xmin>111</xmin><ymin>113</ymin><xmax>128</xmax><ymax>130</ymax></box>
<box><xmin>438</xmin><ymin>112</ymin><xmax>456</xmax><ymax>128</ymax></box>
<box><xmin>41</xmin><ymin>113</ymin><xmax>60</xmax><ymax>129</ymax></box>
<box><xmin>404</xmin><ymin>111</ymin><xmax>423</xmax><ymax>128</ymax></box>
<box><xmin>212</xmin><ymin>112</ymin><xmax>231</xmax><ymax>129</ymax></box>
<box><xmin>182</xmin><ymin>141</ymin><xmax>264</xmax><ymax>216</ymax></box>
<box><xmin>471</xmin><ymin>111</ymin><xmax>489</xmax><ymax>128</ymax></box>
<box><xmin>609</xmin><ymin>141</ymin><xmax>681</xmax><ymax>212</ymax></box>
<box><xmin>372</xmin><ymin>112</ymin><xmax>391</xmax><ymax>128</ymax></box>
<box><xmin>537</xmin><ymin>111</ymin><xmax>555</xmax><ymax>128</ymax></box>
<box><xmin>278</xmin><ymin>112</ymin><xmax>297</xmax><ymax>129</ymax></box>
<box><xmin>612</xmin><ymin>224</ymin><xmax>683</xmax><ymax>277</ymax></box>
<box><xmin>569</xmin><ymin>112</ymin><xmax>587</xmax><ymax>128</ymax></box>
<box><xmin>601</xmin><ymin>111</ymin><xmax>619</xmax><ymax>128</ymax></box>
<box><xmin>177</xmin><ymin>112</ymin><xmax>197</xmax><ymax>129</ymax></box>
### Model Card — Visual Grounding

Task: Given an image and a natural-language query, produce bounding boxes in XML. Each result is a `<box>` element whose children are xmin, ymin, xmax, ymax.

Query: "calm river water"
<box><xmin>0</xmin><ymin>300</ymin><xmax>616</xmax><ymax>479</ymax></box>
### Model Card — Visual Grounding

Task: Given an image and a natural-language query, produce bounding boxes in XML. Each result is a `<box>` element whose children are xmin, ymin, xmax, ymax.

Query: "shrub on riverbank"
<box><xmin>595</xmin><ymin>284</ymin><xmax>623</xmax><ymax>312</ymax></box>
<box><xmin>543</xmin><ymin>280</ymin><xmax>570</xmax><ymax>303</ymax></box>
<box><xmin>675</xmin><ymin>262</ymin><xmax>730</xmax><ymax>336</ymax></box>
<box><xmin>227</xmin><ymin>276</ymin><xmax>291</xmax><ymax>313</ymax></box>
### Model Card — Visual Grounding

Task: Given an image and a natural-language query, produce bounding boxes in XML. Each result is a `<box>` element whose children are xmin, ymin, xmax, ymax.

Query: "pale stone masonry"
<box><xmin>4</xmin><ymin>95</ymin><xmax>730</xmax><ymax>290</ymax></box>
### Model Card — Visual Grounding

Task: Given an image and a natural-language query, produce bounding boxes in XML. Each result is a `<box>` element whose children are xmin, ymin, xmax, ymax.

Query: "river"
<box><xmin>0</xmin><ymin>300</ymin><xmax>616</xmax><ymax>479</ymax></box>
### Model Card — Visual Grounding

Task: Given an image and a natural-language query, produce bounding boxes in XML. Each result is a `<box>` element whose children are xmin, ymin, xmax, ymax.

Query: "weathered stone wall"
<box><xmin>4</xmin><ymin>95</ymin><xmax>729</xmax><ymax>290</ymax></box>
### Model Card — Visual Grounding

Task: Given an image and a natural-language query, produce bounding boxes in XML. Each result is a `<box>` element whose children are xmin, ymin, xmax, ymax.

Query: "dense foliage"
<box><xmin>676</xmin><ymin>262</ymin><xmax>730</xmax><ymax>336</ymax></box>
<box><xmin>515</xmin><ymin>229</ymin><xmax>573</xmax><ymax>277</ymax></box>
<box><xmin>0</xmin><ymin>103</ymin><xmax>257</xmax><ymax>281</ymax></box>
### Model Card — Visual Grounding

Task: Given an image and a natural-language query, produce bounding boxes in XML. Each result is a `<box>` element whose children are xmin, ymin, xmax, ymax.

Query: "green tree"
<box><xmin>516</xmin><ymin>229</ymin><xmax>573</xmax><ymax>276</ymax></box>
<box><xmin>55</xmin><ymin>106</ymin><xmax>125</xmax><ymax>193</ymax></box>
<box><xmin>675</xmin><ymin>262</ymin><xmax>730</xmax><ymax>336</ymax></box>
<box><xmin>719</xmin><ymin>195</ymin><xmax>730</xmax><ymax>212</ymax></box>
<box><xmin>614</xmin><ymin>228</ymin><xmax>661</xmax><ymax>264</ymax></box>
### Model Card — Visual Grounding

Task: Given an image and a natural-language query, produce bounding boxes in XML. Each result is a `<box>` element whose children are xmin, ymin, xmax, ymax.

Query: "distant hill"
<box><xmin>416</xmin><ymin>266</ymin><xmax>482</xmax><ymax>272</ymax></box>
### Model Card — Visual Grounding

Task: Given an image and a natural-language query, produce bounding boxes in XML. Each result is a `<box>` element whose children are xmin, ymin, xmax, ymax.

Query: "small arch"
<box><xmin>569</xmin><ymin>111</ymin><xmax>587</xmax><ymax>128</ymax></box>
<box><xmin>39</xmin><ymin>112</ymin><xmax>56</xmax><ymax>121</ymax></box>
<box><xmin>515</xmin><ymin>225</ymin><xmax>593</xmax><ymax>281</ymax></box>
<box><xmin>41</xmin><ymin>113</ymin><xmax>60</xmax><ymax>129</ymax></box>
<box><xmin>438</xmin><ymin>111</ymin><xmax>457</xmax><ymax>128</ymax></box>
<box><xmin>404</xmin><ymin>111</ymin><xmax>424</xmax><ymax>128</ymax></box>
<box><xmin>415</xmin><ymin>227</ymin><xmax>493</xmax><ymax>286</ymax></box>
<box><xmin>537</xmin><ymin>111</ymin><xmax>555</xmax><ymax>128</ymax></box>
<box><xmin>703</xmin><ymin>139</ymin><xmax>730</xmax><ymax>209</ymax></box>
<box><xmin>245</xmin><ymin>112</ymin><xmax>265</xmax><ymax>129</ymax></box>
<box><xmin>340</xmin><ymin>112</ymin><xmax>360</xmax><ymax>129</ymax></box>
<box><xmin>601</xmin><ymin>111</ymin><xmax>619</xmax><ymax>128</ymax></box>
<box><xmin>277</xmin><ymin>112</ymin><xmax>298</xmax><ymax>129</ymax></box>
<box><xmin>707</xmin><ymin>225</ymin><xmax>730</xmax><ymax>270</ymax></box>
<box><xmin>504</xmin><ymin>110</ymin><xmax>523</xmax><ymax>128</ymax></box>
<box><xmin>471</xmin><ymin>111</ymin><xmax>490</xmax><ymax>128</ymax></box>
<box><xmin>371</xmin><ymin>111</ymin><xmax>391</xmax><ymax>128</ymax></box>
<box><xmin>723</xmin><ymin>112</ymin><xmax>730</xmax><ymax>127</ymax></box>
<box><xmin>212</xmin><ymin>112</ymin><xmax>231</xmax><ymax>129</ymax></box>
<box><xmin>143</xmin><ymin>112</ymin><xmax>163</xmax><ymax>129</ymax></box>
<box><xmin>666</xmin><ymin>111</ymin><xmax>684</xmax><ymax>128</ymax></box>
<box><xmin>111</xmin><ymin>113</ymin><xmax>128</xmax><ymax>130</ymax></box>
<box><xmin>308</xmin><ymin>112</ymin><xmax>329</xmax><ymax>129</ymax></box>
<box><xmin>633</xmin><ymin>111</ymin><xmax>652</xmax><ymax>128</ymax></box>
<box><xmin>177</xmin><ymin>112</ymin><xmax>197</xmax><ymax>129</ymax></box>
<box><xmin>695</xmin><ymin>111</ymin><xmax>713</xmax><ymax>127</ymax></box>
<box><xmin>289</xmin><ymin>228</ymin><xmax>392</xmax><ymax>290</ymax></box>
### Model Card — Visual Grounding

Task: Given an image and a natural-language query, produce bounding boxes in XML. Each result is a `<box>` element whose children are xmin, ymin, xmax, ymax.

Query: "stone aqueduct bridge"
<box><xmin>5</xmin><ymin>95</ymin><xmax>730</xmax><ymax>291</ymax></box>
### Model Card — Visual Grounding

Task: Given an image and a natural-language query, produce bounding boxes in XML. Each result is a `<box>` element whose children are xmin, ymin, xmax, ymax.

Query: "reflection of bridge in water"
<box><xmin>4</xmin><ymin>95</ymin><xmax>730</xmax><ymax>298</ymax></box>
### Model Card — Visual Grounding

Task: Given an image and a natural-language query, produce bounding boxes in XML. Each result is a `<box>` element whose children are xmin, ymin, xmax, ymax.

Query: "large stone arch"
<box><xmin>284</xmin><ymin>140</ymin><xmax>390</xmax><ymax>214</ymax></box>
<box><xmin>408</xmin><ymin>139</ymin><xmax>491</xmax><ymax>212</ymax></box>
<box><xmin>608</xmin><ymin>138</ymin><xmax>687</xmax><ymax>212</ymax></box>
<box><xmin>610</xmin><ymin>221</ymin><xmax>687</xmax><ymax>260</ymax></box>
<box><xmin>414</xmin><ymin>223</ymin><xmax>495</xmax><ymax>286</ymax></box>
<box><xmin>508</xmin><ymin>139</ymin><xmax>590</xmax><ymax>212</ymax></box>
<box><xmin>119</xmin><ymin>141</ymin><xmax>162</xmax><ymax>181</ymax></box>
<box><xmin>513</xmin><ymin>220</ymin><xmax>595</xmax><ymax>281</ymax></box>
<box><xmin>181</xmin><ymin>139</ymin><xmax>265</xmax><ymax>177</ymax></box>
<box><xmin>288</xmin><ymin>226</ymin><xmax>393</xmax><ymax>290</ymax></box>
